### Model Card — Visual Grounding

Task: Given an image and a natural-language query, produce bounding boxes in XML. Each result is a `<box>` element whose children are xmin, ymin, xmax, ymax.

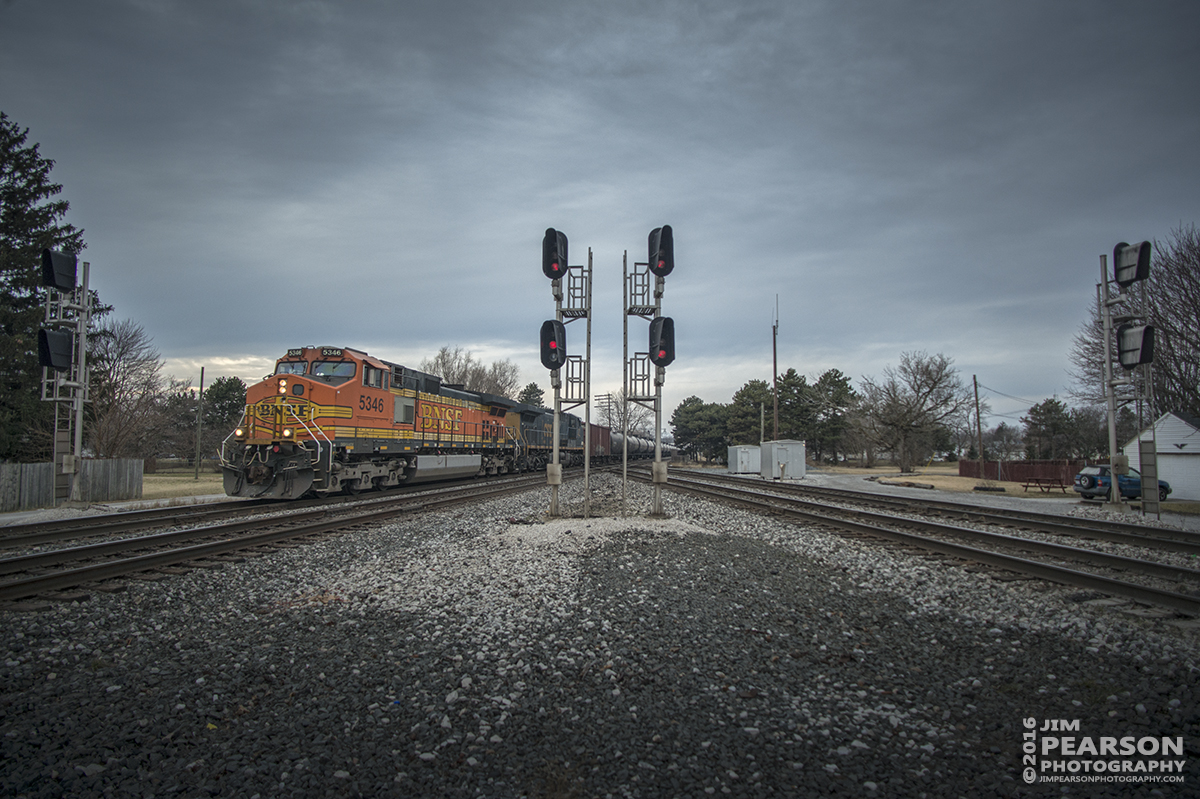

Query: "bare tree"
<box><xmin>1145</xmin><ymin>224</ymin><xmax>1200</xmax><ymax>418</ymax></box>
<box><xmin>419</xmin><ymin>346</ymin><xmax>521</xmax><ymax>399</ymax></box>
<box><xmin>482</xmin><ymin>359</ymin><xmax>521</xmax><ymax>398</ymax></box>
<box><xmin>87</xmin><ymin>319</ymin><xmax>167</xmax><ymax>458</ymax></box>
<box><xmin>858</xmin><ymin>351</ymin><xmax>973</xmax><ymax>472</ymax></box>
<box><xmin>597</xmin><ymin>387</ymin><xmax>653</xmax><ymax>437</ymax></box>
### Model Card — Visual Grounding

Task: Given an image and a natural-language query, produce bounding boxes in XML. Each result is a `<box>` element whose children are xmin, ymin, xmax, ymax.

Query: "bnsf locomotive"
<box><xmin>221</xmin><ymin>346</ymin><xmax>666</xmax><ymax>499</ymax></box>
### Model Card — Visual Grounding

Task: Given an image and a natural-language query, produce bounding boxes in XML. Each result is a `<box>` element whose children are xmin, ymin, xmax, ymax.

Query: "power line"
<box><xmin>978</xmin><ymin>383</ymin><xmax>1041</xmax><ymax>407</ymax></box>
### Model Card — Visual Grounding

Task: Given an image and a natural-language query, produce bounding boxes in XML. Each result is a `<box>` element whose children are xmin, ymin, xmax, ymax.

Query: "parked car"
<box><xmin>1073</xmin><ymin>465</ymin><xmax>1171</xmax><ymax>502</ymax></box>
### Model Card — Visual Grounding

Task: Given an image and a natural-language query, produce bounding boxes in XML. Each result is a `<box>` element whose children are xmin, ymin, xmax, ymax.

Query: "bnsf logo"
<box><xmin>420</xmin><ymin>403</ymin><xmax>463</xmax><ymax>432</ymax></box>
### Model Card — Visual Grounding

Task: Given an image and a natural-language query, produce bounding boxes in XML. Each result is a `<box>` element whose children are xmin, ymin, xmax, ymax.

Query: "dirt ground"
<box><xmin>814</xmin><ymin>463</ymin><xmax>1061</xmax><ymax>496</ymax></box>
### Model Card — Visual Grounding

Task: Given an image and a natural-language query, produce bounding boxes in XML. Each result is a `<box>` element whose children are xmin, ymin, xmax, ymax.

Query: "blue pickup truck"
<box><xmin>1073</xmin><ymin>465</ymin><xmax>1171</xmax><ymax>502</ymax></box>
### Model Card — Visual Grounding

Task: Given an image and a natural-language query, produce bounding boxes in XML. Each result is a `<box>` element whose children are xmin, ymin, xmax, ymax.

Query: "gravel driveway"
<box><xmin>3</xmin><ymin>474</ymin><xmax>1196</xmax><ymax>797</ymax></box>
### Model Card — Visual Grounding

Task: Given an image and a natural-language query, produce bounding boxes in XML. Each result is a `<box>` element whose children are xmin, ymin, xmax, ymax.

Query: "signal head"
<box><xmin>648</xmin><ymin>316</ymin><xmax>676</xmax><ymax>367</ymax></box>
<box><xmin>1113</xmin><ymin>241</ymin><xmax>1151</xmax><ymax>287</ymax></box>
<box><xmin>648</xmin><ymin>225</ymin><xmax>674</xmax><ymax>277</ymax></box>
<box><xmin>1116</xmin><ymin>323</ymin><xmax>1154</xmax><ymax>369</ymax></box>
<box><xmin>542</xmin><ymin>228</ymin><xmax>569</xmax><ymax>279</ymax></box>
<box><xmin>539</xmin><ymin>319</ymin><xmax>568</xmax><ymax>370</ymax></box>
<box><xmin>37</xmin><ymin>329</ymin><xmax>74</xmax><ymax>371</ymax></box>
<box><xmin>41</xmin><ymin>249</ymin><xmax>78</xmax><ymax>292</ymax></box>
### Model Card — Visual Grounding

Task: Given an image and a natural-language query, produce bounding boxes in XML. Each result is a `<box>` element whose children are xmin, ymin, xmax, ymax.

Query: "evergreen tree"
<box><xmin>726</xmin><ymin>379</ymin><xmax>772</xmax><ymax>445</ymax></box>
<box><xmin>204</xmin><ymin>376</ymin><xmax>248</xmax><ymax>432</ymax></box>
<box><xmin>1021</xmin><ymin>398</ymin><xmax>1072</xmax><ymax>459</ymax></box>
<box><xmin>776</xmin><ymin>369</ymin><xmax>815</xmax><ymax>442</ymax></box>
<box><xmin>517</xmin><ymin>382</ymin><xmax>545</xmax><ymax>407</ymax></box>
<box><xmin>670</xmin><ymin>396</ymin><xmax>729</xmax><ymax>461</ymax></box>
<box><xmin>0</xmin><ymin>112</ymin><xmax>87</xmax><ymax>460</ymax></box>
<box><xmin>809</xmin><ymin>368</ymin><xmax>857</xmax><ymax>462</ymax></box>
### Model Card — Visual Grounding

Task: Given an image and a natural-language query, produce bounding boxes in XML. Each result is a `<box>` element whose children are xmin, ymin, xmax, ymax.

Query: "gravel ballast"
<box><xmin>2</xmin><ymin>474</ymin><xmax>1197</xmax><ymax>798</ymax></box>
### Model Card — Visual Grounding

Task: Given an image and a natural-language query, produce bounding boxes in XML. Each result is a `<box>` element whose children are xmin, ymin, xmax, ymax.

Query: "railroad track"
<box><xmin>667</xmin><ymin>469</ymin><xmax>1200</xmax><ymax>554</ymax></box>
<box><xmin>0</xmin><ymin>472</ymin><xmax>548</xmax><ymax>551</ymax></box>
<box><xmin>635</xmin><ymin>468</ymin><xmax>1200</xmax><ymax>616</ymax></box>
<box><xmin>0</xmin><ymin>473</ymin><xmax>552</xmax><ymax>603</ymax></box>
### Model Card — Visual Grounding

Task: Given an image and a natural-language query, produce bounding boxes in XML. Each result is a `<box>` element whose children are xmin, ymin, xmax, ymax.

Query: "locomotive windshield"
<box><xmin>310</xmin><ymin>361</ymin><xmax>356</xmax><ymax>383</ymax></box>
<box><xmin>275</xmin><ymin>362</ymin><xmax>307</xmax><ymax>375</ymax></box>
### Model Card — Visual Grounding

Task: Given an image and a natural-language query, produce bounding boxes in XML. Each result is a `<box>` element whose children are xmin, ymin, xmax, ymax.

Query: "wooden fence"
<box><xmin>0</xmin><ymin>459</ymin><xmax>143</xmax><ymax>512</ymax></box>
<box><xmin>958</xmin><ymin>459</ymin><xmax>1085</xmax><ymax>484</ymax></box>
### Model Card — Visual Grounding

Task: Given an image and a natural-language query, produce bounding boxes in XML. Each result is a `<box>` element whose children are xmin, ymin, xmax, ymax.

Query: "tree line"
<box><xmin>670</xmin><ymin>356</ymin><xmax>973</xmax><ymax>473</ymax></box>
<box><xmin>669</xmin><ymin>352</ymin><xmax>1177</xmax><ymax>474</ymax></box>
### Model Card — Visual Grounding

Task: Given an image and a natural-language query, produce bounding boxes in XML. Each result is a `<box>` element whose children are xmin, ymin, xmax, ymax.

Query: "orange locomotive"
<box><xmin>221</xmin><ymin>346</ymin><xmax>578</xmax><ymax>498</ymax></box>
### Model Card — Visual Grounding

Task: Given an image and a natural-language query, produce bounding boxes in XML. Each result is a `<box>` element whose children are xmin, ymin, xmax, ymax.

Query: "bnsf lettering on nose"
<box><xmin>420</xmin><ymin>403</ymin><xmax>463</xmax><ymax>432</ymax></box>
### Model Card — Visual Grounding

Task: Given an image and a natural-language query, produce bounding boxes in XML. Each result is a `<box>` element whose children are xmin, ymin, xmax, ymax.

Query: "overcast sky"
<box><xmin>3</xmin><ymin>0</ymin><xmax>1198</xmax><ymax>430</ymax></box>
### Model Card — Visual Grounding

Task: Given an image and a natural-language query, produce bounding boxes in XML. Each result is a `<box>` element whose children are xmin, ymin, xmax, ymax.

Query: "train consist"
<box><xmin>221</xmin><ymin>346</ymin><xmax>673</xmax><ymax>498</ymax></box>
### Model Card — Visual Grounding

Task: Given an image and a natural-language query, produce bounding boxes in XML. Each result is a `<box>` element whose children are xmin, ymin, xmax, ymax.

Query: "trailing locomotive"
<box><xmin>221</xmin><ymin>346</ymin><xmax>670</xmax><ymax>499</ymax></box>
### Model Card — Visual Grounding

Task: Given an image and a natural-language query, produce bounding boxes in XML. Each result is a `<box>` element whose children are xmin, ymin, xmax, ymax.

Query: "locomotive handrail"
<box><xmin>218</xmin><ymin>411</ymin><xmax>250</xmax><ymax>468</ymax></box>
<box><xmin>285</xmin><ymin>403</ymin><xmax>332</xmax><ymax>466</ymax></box>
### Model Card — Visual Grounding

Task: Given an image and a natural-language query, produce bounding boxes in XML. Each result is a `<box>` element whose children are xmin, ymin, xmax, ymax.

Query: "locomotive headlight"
<box><xmin>278</xmin><ymin>378</ymin><xmax>288</xmax><ymax>395</ymax></box>
<box><xmin>234</xmin><ymin>427</ymin><xmax>246</xmax><ymax>439</ymax></box>
<box><xmin>282</xmin><ymin>428</ymin><xmax>293</xmax><ymax>438</ymax></box>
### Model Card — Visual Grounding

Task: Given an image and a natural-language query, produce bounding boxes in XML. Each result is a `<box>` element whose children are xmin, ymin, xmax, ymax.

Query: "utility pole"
<box><xmin>973</xmin><ymin>375</ymin><xmax>985</xmax><ymax>479</ymax></box>
<box><xmin>772</xmin><ymin>295</ymin><xmax>779</xmax><ymax>441</ymax></box>
<box><xmin>194</xmin><ymin>367</ymin><xmax>205</xmax><ymax>481</ymax></box>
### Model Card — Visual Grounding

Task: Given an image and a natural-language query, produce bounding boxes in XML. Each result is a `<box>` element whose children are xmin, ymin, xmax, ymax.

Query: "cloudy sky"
<box><xmin>3</xmin><ymin>0</ymin><xmax>1198</xmax><ymax>429</ymax></box>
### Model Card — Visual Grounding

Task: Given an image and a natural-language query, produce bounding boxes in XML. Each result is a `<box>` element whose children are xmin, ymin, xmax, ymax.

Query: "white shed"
<box><xmin>727</xmin><ymin>446</ymin><xmax>761</xmax><ymax>475</ymax></box>
<box><xmin>761</xmin><ymin>440</ymin><xmax>806</xmax><ymax>480</ymax></box>
<box><xmin>1122</xmin><ymin>413</ymin><xmax>1200</xmax><ymax>501</ymax></box>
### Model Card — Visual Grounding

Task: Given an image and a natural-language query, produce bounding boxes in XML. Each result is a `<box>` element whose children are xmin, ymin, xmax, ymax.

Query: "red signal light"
<box><xmin>540</xmin><ymin>319</ymin><xmax>567</xmax><ymax>369</ymax></box>
<box><xmin>648</xmin><ymin>226</ymin><xmax>674</xmax><ymax>277</ymax></box>
<box><xmin>543</xmin><ymin>229</ymin><xmax>568</xmax><ymax>279</ymax></box>
<box><xmin>648</xmin><ymin>316</ymin><xmax>675</xmax><ymax>367</ymax></box>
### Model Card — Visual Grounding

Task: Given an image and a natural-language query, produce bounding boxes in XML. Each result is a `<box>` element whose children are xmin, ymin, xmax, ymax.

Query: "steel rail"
<box><xmin>667</xmin><ymin>476</ymin><xmax>1200</xmax><ymax>581</ymax></box>
<box><xmin>793</xmin><ymin>481</ymin><xmax>1199</xmax><ymax>544</ymax></box>
<box><xmin>645</xmin><ymin>472</ymin><xmax>1200</xmax><ymax>616</ymax></box>
<box><xmin>0</xmin><ymin>471</ymin><xmax>552</xmax><ymax>550</ymax></box>
<box><xmin>0</xmin><ymin>475</ymin><xmax>549</xmax><ymax>602</ymax></box>
<box><xmin>0</xmin><ymin>498</ymin><xmax>279</xmax><ymax>548</ymax></box>
<box><xmin>665</xmin><ymin>469</ymin><xmax>1200</xmax><ymax>554</ymax></box>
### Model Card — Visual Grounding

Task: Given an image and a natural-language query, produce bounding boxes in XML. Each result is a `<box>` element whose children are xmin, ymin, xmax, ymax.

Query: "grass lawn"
<box><xmin>141</xmin><ymin>469</ymin><xmax>225</xmax><ymax>500</ymax></box>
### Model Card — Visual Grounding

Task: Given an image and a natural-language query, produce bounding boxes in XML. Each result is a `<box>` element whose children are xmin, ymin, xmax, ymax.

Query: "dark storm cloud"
<box><xmin>1</xmin><ymin>0</ymin><xmax>1197</xmax><ymax>421</ymax></box>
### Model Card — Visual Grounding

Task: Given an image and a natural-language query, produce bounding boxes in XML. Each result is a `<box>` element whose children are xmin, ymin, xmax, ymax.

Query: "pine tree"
<box><xmin>517</xmin><ymin>382</ymin><xmax>545</xmax><ymax>407</ymax></box>
<box><xmin>0</xmin><ymin>112</ymin><xmax>86</xmax><ymax>460</ymax></box>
